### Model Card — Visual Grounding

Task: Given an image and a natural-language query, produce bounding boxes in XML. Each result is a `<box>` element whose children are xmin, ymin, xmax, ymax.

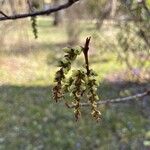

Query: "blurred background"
<box><xmin>0</xmin><ymin>0</ymin><xmax>150</xmax><ymax>149</ymax></box>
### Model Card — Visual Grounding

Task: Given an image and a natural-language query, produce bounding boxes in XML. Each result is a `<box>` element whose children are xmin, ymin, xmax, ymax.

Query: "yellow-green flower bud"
<box><xmin>63</xmin><ymin>47</ymin><xmax>71</xmax><ymax>53</ymax></box>
<box><xmin>95</xmin><ymin>95</ymin><xmax>99</xmax><ymax>100</ymax></box>
<box><xmin>90</xmin><ymin>69</ymin><xmax>98</xmax><ymax>76</ymax></box>
<box><xmin>80</xmin><ymin>85</ymin><xmax>86</xmax><ymax>91</ymax></box>
<box><xmin>63</xmin><ymin>68</ymin><xmax>69</xmax><ymax>74</ymax></box>
<box><xmin>92</xmin><ymin>87</ymin><xmax>97</xmax><ymax>92</ymax></box>
<box><xmin>72</xmin><ymin>70</ymin><xmax>79</xmax><ymax>76</ymax></box>
<box><xmin>62</xmin><ymin>58</ymin><xmax>68</xmax><ymax>64</ymax></box>
<box><xmin>74</xmin><ymin>46</ymin><xmax>82</xmax><ymax>55</ymax></box>
<box><xmin>70</xmin><ymin>85</ymin><xmax>76</xmax><ymax>91</ymax></box>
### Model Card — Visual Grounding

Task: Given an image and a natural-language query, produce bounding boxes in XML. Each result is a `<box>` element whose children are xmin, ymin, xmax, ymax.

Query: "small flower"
<box><xmin>74</xmin><ymin>46</ymin><xmax>83</xmax><ymax>55</ymax></box>
<box><xmin>63</xmin><ymin>47</ymin><xmax>72</xmax><ymax>53</ymax></box>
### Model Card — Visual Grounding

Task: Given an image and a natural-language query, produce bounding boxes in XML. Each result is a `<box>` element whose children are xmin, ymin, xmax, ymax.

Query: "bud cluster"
<box><xmin>53</xmin><ymin>68</ymin><xmax>65</xmax><ymax>102</ymax></box>
<box><xmin>86</xmin><ymin>69</ymin><xmax>101</xmax><ymax>121</ymax></box>
<box><xmin>31</xmin><ymin>16</ymin><xmax>38</xmax><ymax>39</ymax></box>
<box><xmin>53</xmin><ymin>46</ymin><xmax>82</xmax><ymax>102</ymax></box>
<box><xmin>68</xmin><ymin>70</ymin><xmax>86</xmax><ymax>121</ymax></box>
<box><xmin>52</xmin><ymin>42</ymin><xmax>101</xmax><ymax>121</ymax></box>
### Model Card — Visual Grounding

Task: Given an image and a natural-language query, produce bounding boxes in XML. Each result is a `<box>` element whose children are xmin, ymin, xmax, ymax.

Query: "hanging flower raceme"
<box><xmin>52</xmin><ymin>37</ymin><xmax>101</xmax><ymax>121</ymax></box>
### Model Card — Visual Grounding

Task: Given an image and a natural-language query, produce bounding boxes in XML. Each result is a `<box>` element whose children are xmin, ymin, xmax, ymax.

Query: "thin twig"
<box><xmin>66</xmin><ymin>90</ymin><xmax>150</xmax><ymax>108</ymax></box>
<box><xmin>0</xmin><ymin>0</ymin><xmax>79</xmax><ymax>21</ymax></box>
<box><xmin>83</xmin><ymin>37</ymin><xmax>91</xmax><ymax>76</ymax></box>
<box><xmin>0</xmin><ymin>11</ymin><xmax>8</xmax><ymax>18</ymax></box>
<box><xmin>27</xmin><ymin>0</ymin><xmax>33</xmax><ymax>13</ymax></box>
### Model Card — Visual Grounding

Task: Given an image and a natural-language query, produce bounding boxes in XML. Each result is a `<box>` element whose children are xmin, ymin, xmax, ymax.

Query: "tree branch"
<box><xmin>0</xmin><ymin>11</ymin><xmax>8</xmax><ymax>18</ymax></box>
<box><xmin>0</xmin><ymin>0</ymin><xmax>79</xmax><ymax>21</ymax></box>
<box><xmin>66</xmin><ymin>90</ymin><xmax>150</xmax><ymax>108</ymax></box>
<box><xmin>83</xmin><ymin>37</ymin><xmax>91</xmax><ymax>76</ymax></box>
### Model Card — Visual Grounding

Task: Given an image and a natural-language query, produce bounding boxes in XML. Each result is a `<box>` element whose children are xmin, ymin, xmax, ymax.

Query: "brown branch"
<box><xmin>66</xmin><ymin>90</ymin><xmax>150</xmax><ymax>108</ymax></box>
<box><xmin>83</xmin><ymin>37</ymin><xmax>91</xmax><ymax>76</ymax></box>
<box><xmin>0</xmin><ymin>0</ymin><xmax>79</xmax><ymax>21</ymax></box>
<box><xmin>0</xmin><ymin>11</ymin><xmax>8</xmax><ymax>18</ymax></box>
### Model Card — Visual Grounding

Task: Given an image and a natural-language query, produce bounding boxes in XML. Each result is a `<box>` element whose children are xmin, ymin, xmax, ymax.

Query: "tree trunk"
<box><xmin>53</xmin><ymin>0</ymin><xmax>62</xmax><ymax>26</ymax></box>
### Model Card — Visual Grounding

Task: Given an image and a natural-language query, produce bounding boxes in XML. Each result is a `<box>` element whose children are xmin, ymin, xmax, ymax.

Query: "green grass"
<box><xmin>0</xmin><ymin>17</ymin><xmax>150</xmax><ymax>149</ymax></box>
